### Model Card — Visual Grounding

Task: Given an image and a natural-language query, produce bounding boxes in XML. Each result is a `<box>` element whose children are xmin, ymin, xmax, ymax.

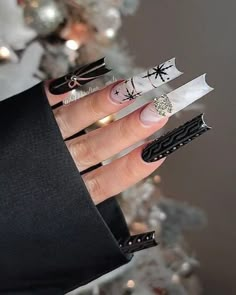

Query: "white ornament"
<box><xmin>0</xmin><ymin>0</ymin><xmax>36</xmax><ymax>50</ymax></box>
<box><xmin>24</xmin><ymin>0</ymin><xmax>67</xmax><ymax>36</ymax></box>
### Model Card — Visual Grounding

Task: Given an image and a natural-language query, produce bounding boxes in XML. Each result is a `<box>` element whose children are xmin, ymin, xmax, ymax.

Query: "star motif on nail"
<box><xmin>142</xmin><ymin>62</ymin><xmax>173</xmax><ymax>82</ymax></box>
<box><xmin>122</xmin><ymin>88</ymin><xmax>142</xmax><ymax>101</ymax></box>
<box><xmin>115</xmin><ymin>90</ymin><xmax>119</xmax><ymax>95</ymax></box>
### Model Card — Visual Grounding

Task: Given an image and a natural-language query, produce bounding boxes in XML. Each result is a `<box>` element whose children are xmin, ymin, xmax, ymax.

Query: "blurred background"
<box><xmin>0</xmin><ymin>0</ymin><xmax>235</xmax><ymax>294</ymax></box>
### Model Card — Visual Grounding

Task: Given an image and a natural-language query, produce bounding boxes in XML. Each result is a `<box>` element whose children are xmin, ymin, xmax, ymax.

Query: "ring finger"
<box><xmin>66</xmin><ymin>104</ymin><xmax>168</xmax><ymax>172</ymax></box>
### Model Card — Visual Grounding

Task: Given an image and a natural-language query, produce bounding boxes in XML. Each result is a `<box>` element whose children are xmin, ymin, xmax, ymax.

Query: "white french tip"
<box><xmin>166</xmin><ymin>73</ymin><xmax>214</xmax><ymax>115</ymax></box>
<box><xmin>169</xmin><ymin>57</ymin><xmax>184</xmax><ymax>76</ymax></box>
<box><xmin>201</xmin><ymin>113</ymin><xmax>212</xmax><ymax>129</ymax></box>
<box><xmin>201</xmin><ymin>73</ymin><xmax>214</xmax><ymax>92</ymax></box>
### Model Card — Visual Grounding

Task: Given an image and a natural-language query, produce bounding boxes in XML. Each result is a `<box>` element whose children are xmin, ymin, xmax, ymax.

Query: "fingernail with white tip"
<box><xmin>110</xmin><ymin>57</ymin><xmax>182</xmax><ymax>104</ymax></box>
<box><xmin>140</xmin><ymin>74</ymin><xmax>214</xmax><ymax>125</ymax></box>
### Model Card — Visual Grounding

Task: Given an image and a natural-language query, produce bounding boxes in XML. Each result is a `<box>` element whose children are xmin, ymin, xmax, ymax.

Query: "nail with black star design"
<box><xmin>110</xmin><ymin>58</ymin><xmax>183</xmax><ymax>104</ymax></box>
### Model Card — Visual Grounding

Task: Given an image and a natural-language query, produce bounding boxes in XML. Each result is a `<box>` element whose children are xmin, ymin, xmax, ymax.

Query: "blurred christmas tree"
<box><xmin>0</xmin><ymin>1</ymin><xmax>207</xmax><ymax>294</ymax></box>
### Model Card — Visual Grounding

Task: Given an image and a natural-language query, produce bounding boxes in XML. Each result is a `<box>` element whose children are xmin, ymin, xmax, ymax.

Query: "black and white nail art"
<box><xmin>49</xmin><ymin>57</ymin><xmax>111</xmax><ymax>95</ymax></box>
<box><xmin>141</xmin><ymin>114</ymin><xmax>211</xmax><ymax>163</ymax></box>
<box><xmin>140</xmin><ymin>74</ymin><xmax>214</xmax><ymax>125</ymax></box>
<box><xmin>110</xmin><ymin>58</ymin><xmax>182</xmax><ymax>103</ymax></box>
<box><xmin>118</xmin><ymin>231</ymin><xmax>158</xmax><ymax>254</ymax></box>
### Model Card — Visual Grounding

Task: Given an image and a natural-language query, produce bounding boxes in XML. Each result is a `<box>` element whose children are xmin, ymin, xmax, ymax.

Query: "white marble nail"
<box><xmin>140</xmin><ymin>74</ymin><xmax>214</xmax><ymax>125</ymax></box>
<box><xmin>110</xmin><ymin>58</ymin><xmax>182</xmax><ymax>103</ymax></box>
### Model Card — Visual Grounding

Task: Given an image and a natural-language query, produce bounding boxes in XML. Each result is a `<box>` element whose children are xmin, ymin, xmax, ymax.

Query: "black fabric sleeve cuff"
<box><xmin>0</xmin><ymin>82</ymin><xmax>133</xmax><ymax>294</ymax></box>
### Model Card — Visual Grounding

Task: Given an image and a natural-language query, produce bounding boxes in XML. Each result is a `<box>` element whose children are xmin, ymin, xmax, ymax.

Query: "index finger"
<box><xmin>45</xmin><ymin>57</ymin><xmax>111</xmax><ymax>106</ymax></box>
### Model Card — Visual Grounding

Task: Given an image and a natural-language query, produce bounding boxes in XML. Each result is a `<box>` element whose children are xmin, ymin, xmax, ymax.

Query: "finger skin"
<box><xmin>81</xmin><ymin>143</ymin><xmax>166</xmax><ymax>205</ymax></box>
<box><xmin>52</xmin><ymin>80</ymin><xmax>133</xmax><ymax>139</ymax></box>
<box><xmin>44</xmin><ymin>80</ymin><xmax>67</xmax><ymax>106</ymax></box>
<box><xmin>67</xmin><ymin>105</ymin><xmax>168</xmax><ymax>172</ymax></box>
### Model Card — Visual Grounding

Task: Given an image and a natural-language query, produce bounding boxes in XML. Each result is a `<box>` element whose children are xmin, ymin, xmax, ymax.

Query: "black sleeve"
<box><xmin>0</xmin><ymin>82</ymin><xmax>133</xmax><ymax>294</ymax></box>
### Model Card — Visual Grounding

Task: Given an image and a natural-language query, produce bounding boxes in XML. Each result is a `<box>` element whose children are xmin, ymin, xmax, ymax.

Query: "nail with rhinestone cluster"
<box><xmin>141</xmin><ymin>114</ymin><xmax>211</xmax><ymax>163</ymax></box>
<box><xmin>49</xmin><ymin>57</ymin><xmax>111</xmax><ymax>95</ymax></box>
<box><xmin>110</xmin><ymin>58</ymin><xmax>182</xmax><ymax>104</ymax></box>
<box><xmin>140</xmin><ymin>74</ymin><xmax>213</xmax><ymax>125</ymax></box>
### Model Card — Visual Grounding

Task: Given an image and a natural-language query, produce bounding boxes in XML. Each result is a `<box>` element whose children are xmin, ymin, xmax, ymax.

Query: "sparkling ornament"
<box><xmin>126</xmin><ymin>280</ymin><xmax>135</xmax><ymax>288</ymax></box>
<box><xmin>65</xmin><ymin>40</ymin><xmax>80</xmax><ymax>51</ymax></box>
<box><xmin>102</xmin><ymin>7</ymin><xmax>121</xmax><ymax>38</ymax></box>
<box><xmin>84</xmin><ymin>3</ymin><xmax>121</xmax><ymax>39</ymax></box>
<box><xmin>23</xmin><ymin>0</ymin><xmax>67</xmax><ymax>36</ymax></box>
<box><xmin>179</xmin><ymin>262</ymin><xmax>193</xmax><ymax>277</ymax></box>
<box><xmin>0</xmin><ymin>41</ymin><xmax>18</xmax><ymax>63</ymax></box>
<box><xmin>171</xmin><ymin>273</ymin><xmax>181</xmax><ymax>284</ymax></box>
<box><xmin>63</xmin><ymin>43</ymin><xmax>80</xmax><ymax>64</ymax></box>
<box><xmin>0</xmin><ymin>46</ymin><xmax>10</xmax><ymax>60</ymax></box>
<box><xmin>179</xmin><ymin>259</ymin><xmax>199</xmax><ymax>277</ymax></box>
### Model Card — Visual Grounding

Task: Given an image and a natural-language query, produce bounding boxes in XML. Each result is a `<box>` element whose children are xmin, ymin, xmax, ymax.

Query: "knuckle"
<box><xmin>86</xmin><ymin>91</ymin><xmax>104</xmax><ymax>117</ymax></box>
<box><xmin>123</xmin><ymin>153</ymin><xmax>142</xmax><ymax>181</ymax></box>
<box><xmin>118</xmin><ymin>115</ymin><xmax>142</xmax><ymax>143</ymax></box>
<box><xmin>54</xmin><ymin>108</ymin><xmax>70</xmax><ymax>137</ymax></box>
<box><xmin>69</xmin><ymin>136</ymin><xmax>98</xmax><ymax>167</ymax></box>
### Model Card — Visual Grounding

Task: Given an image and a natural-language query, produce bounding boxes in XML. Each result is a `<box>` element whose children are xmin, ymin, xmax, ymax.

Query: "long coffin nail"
<box><xmin>140</xmin><ymin>74</ymin><xmax>214</xmax><ymax>125</ymax></box>
<box><xmin>118</xmin><ymin>231</ymin><xmax>158</xmax><ymax>254</ymax></box>
<box><xmin>142</xmin><ymin>114</ymin><xmax>211</xmax><ymax>163</ymax></box>
<box><xmin>49</xmin><ymin>57</ymin><xmax>111</xmax><ymax>95</ymax></box>
<box><xmin>110</xmin><ymin>57</ymin><xmax>182</xmax><ymax>103</ymax></box>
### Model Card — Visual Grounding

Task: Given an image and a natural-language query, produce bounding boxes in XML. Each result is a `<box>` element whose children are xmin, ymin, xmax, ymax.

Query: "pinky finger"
<box><xmin>81</xmin><ymin>143</ymin><xmax>165</xmax><ymax>205</ymax></box>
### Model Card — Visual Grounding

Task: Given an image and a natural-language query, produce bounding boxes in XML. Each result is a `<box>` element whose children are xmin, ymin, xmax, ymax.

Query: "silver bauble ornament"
<box><xmin>179</xmin><ymin>259</ymin><xmax>199</xmax><ymax>278</ymax></box>
<box><xmin>24</xmin><ymin>0</ymin><xmax>67</xmax><ymax>36</ymax></box>
<box><xmin>102</xmin><ymin>7</ymin><xmax>121</xmax><ymax>38</ymax></box>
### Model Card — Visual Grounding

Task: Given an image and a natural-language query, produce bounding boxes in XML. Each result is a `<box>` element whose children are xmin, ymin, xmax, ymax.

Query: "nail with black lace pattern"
<box><xmin>141</xmin><ymin>113</ymin><xmax>211</xmax><ymax>163</ymax></box>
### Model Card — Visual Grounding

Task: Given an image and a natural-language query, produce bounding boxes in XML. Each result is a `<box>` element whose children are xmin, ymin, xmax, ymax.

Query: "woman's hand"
<box><xmin>45</xmin><ymin>80</ymin><xmax>168</xmax><ymax>205</ymax></box>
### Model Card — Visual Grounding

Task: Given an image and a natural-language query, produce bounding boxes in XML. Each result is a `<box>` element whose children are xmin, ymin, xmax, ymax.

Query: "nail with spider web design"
<box><xmin>49</xmin><ymin>57</ymin><xmax>111</xmax><ymax>95</ymax></box>
<box><xmin>141</xmin><ymin>114</ymin><xmax>211</xmax><ymax>163</ymax></box>
<box><xmin>110</xmin><ymin>57</ymin><xmax>183</xmax><ymax>104</ymax></box>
